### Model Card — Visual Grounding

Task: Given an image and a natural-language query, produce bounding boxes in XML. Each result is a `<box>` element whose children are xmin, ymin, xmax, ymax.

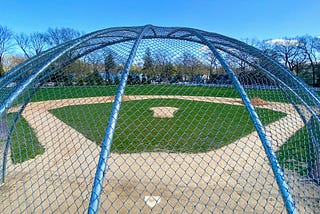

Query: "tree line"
<box><xmin>0</xmin><ymin>25</ymin><xmax>319</xmax><ymax>86</ymax></box>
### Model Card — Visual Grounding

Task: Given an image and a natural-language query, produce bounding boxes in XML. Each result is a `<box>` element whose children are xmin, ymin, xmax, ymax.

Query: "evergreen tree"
<box><xmin>142</xmin><ymin>48</ymin><xmax>153</xmax><ymax>74</ymax></box>
<box><xmin>87</xmin><ymin>70</ymin><xmax>104</xmax><ymax>85</ymax></box>
<box><xmin>104</xmin><ymin>53</ymin><xmax>116</xmax><ymax>82</ymax></box>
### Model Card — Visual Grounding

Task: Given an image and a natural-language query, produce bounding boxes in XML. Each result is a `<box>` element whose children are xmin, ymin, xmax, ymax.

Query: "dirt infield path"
<box><xmin>2</xmin><ymin>95</ymin><xmax>314</xmax><ymax>213</ymax></box>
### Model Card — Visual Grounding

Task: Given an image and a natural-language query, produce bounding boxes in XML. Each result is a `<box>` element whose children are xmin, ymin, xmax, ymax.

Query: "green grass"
<box><xmin>50</xmin><ymin>99</ymin><xmax>286</xmax><ymax>153</ymax></box>
<box><xmin>2</xmin><ymin>84</ymin><xmax>317</xmax><ymax>162</ymax></box>
<box><xmin>278</xmin><ymin>126</ymin><xmax>311</xmax><ymax>176</ymax></box>
<box><xmin>7</xmin><ymin>113</ymin><xmax>45</xmax><ymax>163</ymax></box>
<box><xmin>278</xmin><ymin>120</ymin><xmax>319</xmax><ymax>177</ymax></box>
<box><xmin>3</xmin><ymin>84</ymin><xmax>288</xmax><ymax>163</ymax></box>
<box><xmin>30</xmin><ymin>85</ymin><xmax>289</xmax><ymax>103</ymax></box>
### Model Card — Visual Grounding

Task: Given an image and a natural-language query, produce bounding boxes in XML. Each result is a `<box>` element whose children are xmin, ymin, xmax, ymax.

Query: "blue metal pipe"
<box><xmin>0</xmin><ymin>29</ymin><xmax>117</xmax><ymax>119</ymax></box>
<box><xmin>0</xmin><ymin>26</ymin><xmax>147</xmax><ymax>184</ymax></box>
<box><xmin>219</xmin><ymin>45</ymin><xmax>318</xmax><ymax>122</ymax></box>
<box><xmin>1</xmin><ymin>81</ymin><xmax>44</xmax><ymax>184</ymax></box>
<box><xmin>187</xmin><ymin>29</ymin><xmax>297</xmax><ymax>214</ymax></box>
<box><xmin>87</xmin><ymin>25</ymin><xmax>151</xmax><ymax>214</ymax></box>
<box><xmin>217</xmin><ymin>35</ymin><xmax>320</xmax><ymax>108</ymax></box>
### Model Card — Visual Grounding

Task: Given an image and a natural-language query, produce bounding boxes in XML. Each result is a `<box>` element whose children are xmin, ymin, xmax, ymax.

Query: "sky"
<box><xmin>1</xmin><ymin>0</ymin><xmax>320</xmax><ymax>41</ymax></box>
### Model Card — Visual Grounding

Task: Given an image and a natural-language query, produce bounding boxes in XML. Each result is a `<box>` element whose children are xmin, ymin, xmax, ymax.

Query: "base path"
<box><xmin>2</xmin><ymin>95</ymin><xmax>316</xmax><ymax>213</ymax></box>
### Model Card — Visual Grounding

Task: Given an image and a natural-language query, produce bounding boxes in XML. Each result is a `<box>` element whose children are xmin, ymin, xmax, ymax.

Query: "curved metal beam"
<box><xmin>1</xmin><ymin>25</ymin><xmax>318</xmax><ymax>213</ymax></box>
<box><xmin>87</xmin><ymin>24</ymin><xmax>151</xmax><ymax>214</ymax></box>
<box><xmin>0</xmin><ymin>45</ymin><xmax>67</xmax><ymax>89</ymax></box>
<box><xmin>218</xmin><ymin>45</ymin><xmax>319</xmax><ymax>122</ymax></box>
<box><xmin>1</xmin><ymin>82</ymin><xmax>43</xmax><ymax>183</ymax></box>
<box><xmin>212</xmin><ymin>33</ymin><xmax>320</xmax><ymax>107</ymax></box>
<box><xmin>181</xmin><ymin>28</ymin><xmax>297</xmax><ymax>214</ymax></box>
<box><xmin>0</xmin><ymin>27</ymin><xmax>141</xmax><ymax>89</ymax></box>
<box><xmin>0</xmin><ymin>27</ymin><xmax>134</xmax><ymax>118</ymax></box>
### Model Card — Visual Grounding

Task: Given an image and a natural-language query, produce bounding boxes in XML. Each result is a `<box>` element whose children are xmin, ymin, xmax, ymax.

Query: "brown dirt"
<box><xmin>149</xmin><ymin>107</ymin><xmax>179</xmax><ymax>118</ymax></box>
<box><xmin>250</xmin><ymin>97</ymin><xmax>268</xmax><ymax>106</ymax></box>
<box><xmin>1</xmin><ymin>95</ymin><xmax>315</xmax><ymax>213</ymax></box>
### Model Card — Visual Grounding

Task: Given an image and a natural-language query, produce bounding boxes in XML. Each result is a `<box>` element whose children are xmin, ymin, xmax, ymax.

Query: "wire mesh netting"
<box><xmin>0</xmin><ymin>25</ymin><xmax>319</xmax><ymax>213</ymax></box>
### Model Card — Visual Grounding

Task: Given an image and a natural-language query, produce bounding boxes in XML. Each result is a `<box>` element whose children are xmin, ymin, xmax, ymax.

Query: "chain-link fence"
<box><xmin>1</xmin><ymin>25</ymin><xmax>319</xmax><ymax>213</ymax></box>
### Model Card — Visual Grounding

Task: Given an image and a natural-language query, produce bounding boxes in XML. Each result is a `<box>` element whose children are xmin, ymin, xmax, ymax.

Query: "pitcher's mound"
<box><xmin>250</xmin><ymin>97</ymin><xmax>268</xmax><ymax>106</ymax></box>
<box><xmin>150</xmin><ymin>107</ymin><xmax>179</xmax><ymax>118</ymax></box>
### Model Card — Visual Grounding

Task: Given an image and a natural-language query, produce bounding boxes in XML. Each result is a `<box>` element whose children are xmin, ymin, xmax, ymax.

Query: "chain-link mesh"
<box><xmin>1</xmin><ymin>25</ymin><xmax>319</xmax><ymax>213</ymax></box>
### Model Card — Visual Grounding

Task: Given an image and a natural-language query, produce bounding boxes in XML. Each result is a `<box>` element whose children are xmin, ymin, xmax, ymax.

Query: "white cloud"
<box><xmin>266</xmin><ymin>38</ymin><xmax>300</xmax><ymax>46</ymax></box>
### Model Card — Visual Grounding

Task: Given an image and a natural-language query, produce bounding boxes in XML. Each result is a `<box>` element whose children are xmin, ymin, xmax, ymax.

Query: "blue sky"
<box><xmin>1</xmin><ymin>0</ymin><xmax>319</xmax><ymax>40</ymax></box>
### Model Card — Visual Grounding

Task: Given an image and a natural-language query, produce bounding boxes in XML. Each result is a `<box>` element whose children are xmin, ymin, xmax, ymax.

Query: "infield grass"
<box><xmin>7</xmin><ymin>84</ymin><xmax>289</xmax><ymax>161</ymax></box>
<box><xmin>50</xmin><ymin>98</ymin><xmax>286</xmax><ymax>153</ymax></box>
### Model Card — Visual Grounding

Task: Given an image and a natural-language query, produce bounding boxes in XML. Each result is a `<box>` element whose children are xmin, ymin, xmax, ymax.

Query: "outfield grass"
<box><xmin>7</xmin><ymin>113</ymin><xmax>45</xmax><ymax>163</ymax></box>
<box><xmin>50</xmin><ymin>99</ymin><xmax>286</xmax><ymax>153</ymax></box>
<box><xmin>278</xmin><ymin>118</ymin><xmax>319</xmax><ymax>177</ymax></box>
<box><xmin>8</xmin><ymin>84</ymin><xmax>312</xmax><ymax>162</ymax></box>
<box><xmin>30</xmin><ymin>85</ymin><xmax>290</xmax><ymax>103</ymax></box>
<box><xmin>278</xmin><ymin>126</ymin><xmax>311</xmax><ymax>176</ymax></box>
<box><xmin>4</xmin><ymin>84</ymin><xmax>289</xmax><ymax>163</ymax></box>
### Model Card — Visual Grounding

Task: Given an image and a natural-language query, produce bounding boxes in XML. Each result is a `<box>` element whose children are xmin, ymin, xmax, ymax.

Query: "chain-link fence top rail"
<box><xmin>0</xmin><ymin>25</ymin><xmax>319</xmax><ymax>213</ymax></box>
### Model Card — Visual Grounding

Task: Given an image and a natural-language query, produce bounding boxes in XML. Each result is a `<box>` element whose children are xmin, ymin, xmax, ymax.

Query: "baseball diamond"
<box><xmin>0</xmin><ymin>25</ymin><xmax>319</xmax><ymax>213</ymax></box>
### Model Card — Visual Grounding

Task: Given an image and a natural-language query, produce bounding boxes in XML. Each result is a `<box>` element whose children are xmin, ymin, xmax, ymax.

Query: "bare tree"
<box><xmin>199</xmin><ymin>46</ymin><xmax>219</xmax><ymax>81</ymax></box>
<box><xmin>180</xmin><ymin>52</ymin><xmax>201</xmax><ymax>73</ymax></box>
<box><xmin>177</xmin><ymin>52</ymin><xmax>204</xmax><ymax>82</ymax></box>
<box><xmin>14</xmin><ymin>33</ymin><xmax>30</xmax><ymax>58</ymax></box>
<box><xmin>260</xmin><ymin>40</ymin><xmax>281</xmax><ymax>61</ymax></box>
<box><xmin>29</xmin><ymin>32</ymin><xmax>49</xmax><ymax>55</ymax></box>
<box><xmin>47</xmin><ymin>27</ymin><xmax>82</xmax><ymax>46</ymax></box>
<box><xmin>239</xmin><ymin>38</ymin><xmax>266</xmax><ymax>70</ymax></box>
<box><xmin>265</xmin><ymin>38</ymin><xmax>305</xmax><ymax>73</ymax></box>
<box><xmin>46</xmin><ymin>27</ymin><xmax>83</xmax><ymax>83</ymax></box>
<box><xmin>152</xmin><ymin>49</ymin><xmax>177</xmax><ymax>81</ymax></box>
<box><xmin>298</xmin><ymin>35</ymin><xmax>320</xmax><ymax>85</ymax></box>
<box><xmin>0</xmin><ymin>25</ymin><xmax>13</xmax><ymax>75</ymax></box>
<box><xmin>15</xmin><ymin>32</ymin><xmax>48</xmax><ymax>58</ymax></box>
